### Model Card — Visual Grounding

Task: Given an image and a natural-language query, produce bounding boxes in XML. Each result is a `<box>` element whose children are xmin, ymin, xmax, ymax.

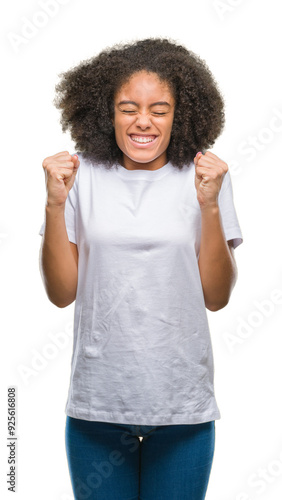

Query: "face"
<box><xmin>112</xmin><ymin>71</ymin><xmax>175</xmax><ymax>170</ymax></box>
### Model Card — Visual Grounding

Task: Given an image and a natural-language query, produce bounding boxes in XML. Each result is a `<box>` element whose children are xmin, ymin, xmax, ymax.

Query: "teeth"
<box><xmin>131</xmin><ymin>136</ymin><xmax>155</xmax><ymax>143</ymax></box>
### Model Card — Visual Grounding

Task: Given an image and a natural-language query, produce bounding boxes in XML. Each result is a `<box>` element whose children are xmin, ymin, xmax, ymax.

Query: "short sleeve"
<box><xmin>38</xmin><ymin>170</ymin><xmax>78</xmax><ymax>244</ymax></box>
<box><xmin>218</xmin><ymin>169</ymin><xmax>243</xmax><ymax>249</ymax></box>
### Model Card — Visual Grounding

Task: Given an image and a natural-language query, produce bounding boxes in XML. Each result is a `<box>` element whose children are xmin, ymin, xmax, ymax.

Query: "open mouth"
<box><xmin>129</xmin><ymin>134</ymin><xmax>158</xmax><ymax>147</ymax></box>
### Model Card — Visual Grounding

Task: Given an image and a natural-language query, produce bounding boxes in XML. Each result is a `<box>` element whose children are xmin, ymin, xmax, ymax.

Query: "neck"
<box><xmin>121</xmin><ymin>154</ymin><xmax>168</xmax><ymax>171</ymax></box>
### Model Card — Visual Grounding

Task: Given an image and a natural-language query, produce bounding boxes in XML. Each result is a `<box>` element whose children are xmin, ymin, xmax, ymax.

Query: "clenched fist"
<box><xmin>42</xmin><ymin>151</ymin><xmax>80</xmax><ymax>207</ymax></box>
<box><xmin>194</xmin><ymin>151</ymin><xmax>228</xmax><ymax>210</ymax></box>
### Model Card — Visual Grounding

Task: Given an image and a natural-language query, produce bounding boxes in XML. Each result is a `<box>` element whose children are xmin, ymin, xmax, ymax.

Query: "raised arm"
<box><xmin>194</xmin><ymin>151</ymin><xmax>238</xmax><ymax>311</ymax></box>
<box><xmin>198</xmin><ymin>205</ymin><xmax>237</xmax><ymax>311</ymax></box>
<box><xmin>39</xmin><ymin>151</ymin><xmax>79</xmax><ymax>308</ymax></box>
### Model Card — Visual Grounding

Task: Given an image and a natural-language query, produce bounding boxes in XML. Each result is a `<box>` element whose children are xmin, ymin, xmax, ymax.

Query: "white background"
<box><xmin>1</xmin><ymin>0</ymin><xmax>282</xmax><ymax>498</ymax></box>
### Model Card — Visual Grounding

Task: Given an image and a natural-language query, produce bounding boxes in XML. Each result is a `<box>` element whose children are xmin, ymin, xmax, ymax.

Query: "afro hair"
<box><xmin>53</xmin><ymin>37</ymin><xmax>225</xmax><ymax>169</ymax></box>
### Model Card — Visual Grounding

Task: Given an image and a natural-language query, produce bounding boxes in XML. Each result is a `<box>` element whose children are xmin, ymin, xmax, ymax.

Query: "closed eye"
<box><xmin>121</xmin><ymin>110</ymin><xmax>166</xmax><ymax>116</ymax></box>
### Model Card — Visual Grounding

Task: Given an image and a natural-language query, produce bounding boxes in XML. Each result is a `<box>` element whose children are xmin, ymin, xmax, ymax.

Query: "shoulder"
<box><xmin>74</xmin><ymin>152</ymin><xmax>113</xmax><ymax>176</ymax></box>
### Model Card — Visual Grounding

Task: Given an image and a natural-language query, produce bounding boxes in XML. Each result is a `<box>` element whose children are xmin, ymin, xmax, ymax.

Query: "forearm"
<box><xmin>198</xmin><ymin>203</ymin><xmax>237</xmax><ymax>311</ymax></box>
<box><xmin>39</xmin><ymin>205</ymin><xmax>78</xmax><ymax>308</ymax></box>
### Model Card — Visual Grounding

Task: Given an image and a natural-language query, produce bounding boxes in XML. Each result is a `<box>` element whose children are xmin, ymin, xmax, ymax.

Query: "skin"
<box><xmin>194</xmin><ymin>151</ymin><xmax>238</xmax><ymax>310</ymax></box>
<box><xmin>40</xmin><ymin>71</ymin><xmax>237</xmax><ymax>311</ymax></box>
<box><xmin>40</xmin><ymin>151</ymin><xmax>79</xmax><ymax>307</ymax></box>
<box><xmin>112</xmin><ymin>70</ymin><xmax>175</xmax><ymax>170</ymax></box>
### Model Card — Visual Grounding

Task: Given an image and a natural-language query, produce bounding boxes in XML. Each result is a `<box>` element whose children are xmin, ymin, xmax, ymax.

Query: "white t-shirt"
<box><xmin>39</xmin><ymin>153</ymin><xmax>243</xmax><ymax>425</ymax></box>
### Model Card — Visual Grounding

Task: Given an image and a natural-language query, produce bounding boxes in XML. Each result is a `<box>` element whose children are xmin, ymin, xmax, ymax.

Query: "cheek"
<box><xmin>112</xmin><ymin>120</ymin><xmax>123</xmax><ymax>141</ymax></box>
<box><xmin>113</xmin><ymin>116</ymin><xmax>130</xmax><ymax>135</ymax></box>
<box><xmin>113</xmin><ymin>123</ymin><xmax>129</xmax><ymax>152</ymax></box>
<box><xmin>164</xmin><ymin>121</ymin><xmax>174</xmax><ymax>141</ymax></box>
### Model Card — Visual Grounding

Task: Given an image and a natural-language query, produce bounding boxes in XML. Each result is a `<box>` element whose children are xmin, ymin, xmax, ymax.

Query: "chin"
<box><xmin>126</xmin><ymin>151</ymin><xmax>160</xmax><ymax>164</ymax></box>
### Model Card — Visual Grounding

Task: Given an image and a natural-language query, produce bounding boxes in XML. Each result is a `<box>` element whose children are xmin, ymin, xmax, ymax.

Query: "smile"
<box><xmin>129</xmin><ymin>135</ymin><xmax>157</xmax><ymax>147</ymax></box>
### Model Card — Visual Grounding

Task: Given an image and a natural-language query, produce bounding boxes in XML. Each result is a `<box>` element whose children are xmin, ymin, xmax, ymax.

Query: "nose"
<box><xmin>135</xmin><ymin>112</ymin><xmax>152</xmax><ymax>129</ymax></box>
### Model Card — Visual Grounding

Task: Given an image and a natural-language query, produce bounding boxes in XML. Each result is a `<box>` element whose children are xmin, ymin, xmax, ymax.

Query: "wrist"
<box><xmin>200</xmin><ymin>202</ymin><xmax>219</xmax><ymax>215</ymax></box>
<box><xmin>45</xmin><ymin>201</ymin><xmax>66</xmax><ymax>213</ymax></box>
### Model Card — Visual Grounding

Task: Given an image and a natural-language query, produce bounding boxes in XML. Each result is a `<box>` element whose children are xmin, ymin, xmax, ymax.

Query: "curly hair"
<box><xmin>53</xmin><ymin>37</ymin><xmax>225</xmax><ymax>169</ymax></box>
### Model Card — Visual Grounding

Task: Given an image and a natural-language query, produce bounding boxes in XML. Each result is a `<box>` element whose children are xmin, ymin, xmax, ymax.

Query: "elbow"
<box><xmin>45</xmin><ymin>289</ymin><xmax>76</xmax><ymax>308</ymax></box>
<box><xmin>39</xmin><ymin>271</ymin><xmax>77</xmax><ymax>308</ymax></box>
<box><xmin>49</xmin><ymin>294</ymin><xmax>76</xmax><ymax>308</ymax></box>
<box><xmin>205</xmin><ymin>286</ymin><xmax>235</xmax><ymax>311</ymax></box>
<box><xmin>205</xmin><ymin>271</ymin><xmax>238</xmax><ymax>312</ymax></box>
<box><xmin>53</xmin><ymin>300</ymin><xmax>74</xmax><ymax>309</ymax></box>
<box><xmin>205</xmin><ymin>299</ymin><xmax>229</xmax><ymax>312</ymax></box>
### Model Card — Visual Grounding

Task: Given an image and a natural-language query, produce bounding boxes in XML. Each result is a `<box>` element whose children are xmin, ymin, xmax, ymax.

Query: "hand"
<box><xmin>194</xmin><ymin>151</ymin><xmax>228</xmax><ymax>210</ymax></box>
<box><xmin>42</xmin><ymin>151</ymin><xmax>80</xmax><ymax>207</ymax></box>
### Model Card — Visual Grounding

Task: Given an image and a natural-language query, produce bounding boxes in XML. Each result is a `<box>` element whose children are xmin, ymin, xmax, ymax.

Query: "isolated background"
<box><xmin>1</xmin><ymin>0</ymin><xmax>282</xmax><ymax>499</ymax></box>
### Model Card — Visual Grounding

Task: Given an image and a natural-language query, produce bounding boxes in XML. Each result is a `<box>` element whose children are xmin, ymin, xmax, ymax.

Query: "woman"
<box><xmin>39</xmin><ymin>38</ymin><xmax>243</xmax><ymax>500</ymax></box>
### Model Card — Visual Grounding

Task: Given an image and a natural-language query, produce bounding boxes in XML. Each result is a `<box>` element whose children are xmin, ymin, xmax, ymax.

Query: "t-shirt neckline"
<box><xmin>114</xmin><ymin>161</ymin><xmax>174</xmax><ymax>181</ymax></box>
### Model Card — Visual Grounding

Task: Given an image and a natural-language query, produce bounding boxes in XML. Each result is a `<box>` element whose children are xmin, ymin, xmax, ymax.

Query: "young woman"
<box><xmin>39</xmin><ymin>38</ymin><xmax>243</xmax><ymax>499</ymax></box>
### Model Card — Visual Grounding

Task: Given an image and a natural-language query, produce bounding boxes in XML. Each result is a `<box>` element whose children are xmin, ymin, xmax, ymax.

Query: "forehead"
<box><xmin>115</xmin><ymin>71</ymin><xmax>174</xmax><ymax>100</ymax></box>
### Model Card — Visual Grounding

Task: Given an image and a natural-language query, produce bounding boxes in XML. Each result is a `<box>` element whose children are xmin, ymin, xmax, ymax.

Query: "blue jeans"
<box><xmin>65</xmin><ymin>416</ymin><xmax>215</xmax><ymax>500</ymax></box>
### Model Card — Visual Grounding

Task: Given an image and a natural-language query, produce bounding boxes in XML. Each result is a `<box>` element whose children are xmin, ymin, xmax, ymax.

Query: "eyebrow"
<box><xmin>118</xmin><ymin>100</ymin><xmax>171</xmax><ymax>107</ymax></box>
